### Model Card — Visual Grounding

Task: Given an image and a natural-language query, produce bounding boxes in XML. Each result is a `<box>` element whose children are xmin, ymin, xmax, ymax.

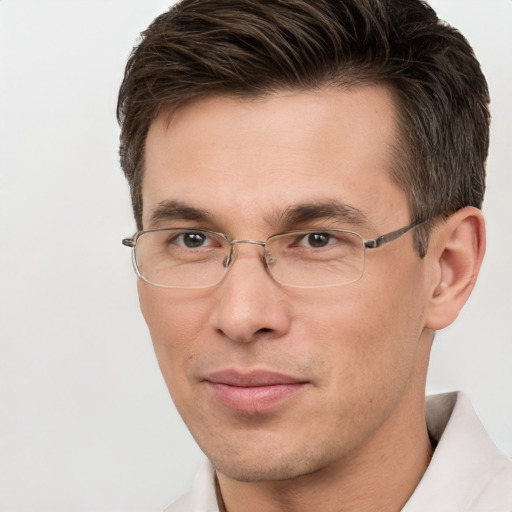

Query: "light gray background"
<box><xmin>0</xmin><ymin>1</ymin><xmax>511</xmax><ymax>511</ymax></box>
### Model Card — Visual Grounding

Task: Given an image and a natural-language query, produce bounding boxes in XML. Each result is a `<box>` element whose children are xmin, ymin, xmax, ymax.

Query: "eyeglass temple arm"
<box><xmin>122</xmin><ymin>238</ymin><xmax>136</xmax><ymax>247</ymax></box>
<box><xmin>363</xmin><ymin>219</ymin><xmax>425</xmax><ymax>249</ymax></box>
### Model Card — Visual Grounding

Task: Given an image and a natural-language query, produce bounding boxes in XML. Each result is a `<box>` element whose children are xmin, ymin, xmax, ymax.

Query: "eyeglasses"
<box><xmin>122</xmin><ymin>219</ymin><xmax>425</xmax><ymax>289</ymax></box>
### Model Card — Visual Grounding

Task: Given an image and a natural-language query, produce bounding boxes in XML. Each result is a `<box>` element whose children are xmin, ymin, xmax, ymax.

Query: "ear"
<box><xmin>425</xmin><ymin>207</ymin><xmax>486</xmax><ymax>331</ymax></box>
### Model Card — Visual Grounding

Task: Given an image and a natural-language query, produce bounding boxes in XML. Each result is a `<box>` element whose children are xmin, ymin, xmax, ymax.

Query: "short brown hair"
<box><xmin>117</xmin><ymin>0</ymin><xmax>490</xmax><ymax>255</ymax></box>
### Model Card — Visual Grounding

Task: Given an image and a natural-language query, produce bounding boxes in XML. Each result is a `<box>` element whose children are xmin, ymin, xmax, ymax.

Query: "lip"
<box><xmin>204</xmin><ymin>370</ymin><xmax>309</xmax><ymax>414</ymax></box>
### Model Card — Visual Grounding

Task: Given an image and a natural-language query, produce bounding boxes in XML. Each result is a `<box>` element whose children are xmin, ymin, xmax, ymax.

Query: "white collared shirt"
<box><xmin>164</xmin><ymin>392</ymin><xmax>512</xmax><ymax>511</ymax></box>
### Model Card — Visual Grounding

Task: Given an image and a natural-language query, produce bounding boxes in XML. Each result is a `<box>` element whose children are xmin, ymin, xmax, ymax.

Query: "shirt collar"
<box><xmin>403</xmin><ymin>391</ymin><xmax>509</xmax><ymax>511</ymax></box>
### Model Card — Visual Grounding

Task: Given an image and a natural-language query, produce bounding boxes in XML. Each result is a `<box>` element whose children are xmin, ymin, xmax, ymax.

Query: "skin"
<box><xmin>138</xmin><ymin>86</ymin><xmax>485</xmax><ymax>512</ymax></box>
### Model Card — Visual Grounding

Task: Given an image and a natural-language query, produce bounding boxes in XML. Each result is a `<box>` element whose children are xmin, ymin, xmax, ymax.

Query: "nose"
<box><xmin>211</xmin><ymin>242</ymin><xmax>292</xmax><ymax>344</ymax></box>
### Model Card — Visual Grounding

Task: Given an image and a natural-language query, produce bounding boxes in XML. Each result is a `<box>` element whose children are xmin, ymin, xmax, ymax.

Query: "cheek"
<box><xmin>305</xmin><ymin>265</ymin><xmax>426</xmax><ymax>393</ymax></box>
<box><xmin>138</xmin><ymin>283</ymin><xmax>212</xmax><ymax>393</ymax></box>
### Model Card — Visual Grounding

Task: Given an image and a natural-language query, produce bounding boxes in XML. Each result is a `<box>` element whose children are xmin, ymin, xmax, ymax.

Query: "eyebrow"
<box><xmin>146</xmin><ymin>199</ymin><xmax>370</xmax><ymax>231</ymax></box>
<box><xmin>269</xmin><ymin>200</ymin><xmax>370</xmax><ymax>228</ymax></box>
<box><xmin>147</xmin><ymin>200</ymin><xmax>212</xmax><ymax>227</ymax></box>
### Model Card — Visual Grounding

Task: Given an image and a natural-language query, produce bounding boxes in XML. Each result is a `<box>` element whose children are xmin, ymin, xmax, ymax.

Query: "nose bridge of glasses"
<box><xmin>230</xmin><ymin>239</ymin><xmax>266</xmax><ymax>248</ymax></box>
<box><xmin>224</xmin><ymin>239</ymin><xmax>268</xmax><ymax>269</ymax></box>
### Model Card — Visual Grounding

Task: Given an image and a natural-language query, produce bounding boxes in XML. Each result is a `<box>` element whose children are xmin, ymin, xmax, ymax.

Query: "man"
<box><xmin>117</xmin><ymin>0</ymin><xmax>512</xmax><ymax>510</ymax></box>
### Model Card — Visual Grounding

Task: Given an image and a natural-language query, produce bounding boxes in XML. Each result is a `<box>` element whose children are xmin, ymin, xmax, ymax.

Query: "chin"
<box><xmin>209</xmin><ymin>446</ymin><xmax>325</xmax><ymax>483</ymax></box>
<box><xmin>215</xmin><ymin>462</ymin><xmax>306</xmax><ymax>483</ymax></box>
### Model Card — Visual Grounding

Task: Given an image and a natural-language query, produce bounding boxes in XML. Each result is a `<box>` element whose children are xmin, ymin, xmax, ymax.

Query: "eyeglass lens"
<box><xmin>133</xmin><ymin>229</ymin><xmax>366</xmax><ymax>289</ymax></box>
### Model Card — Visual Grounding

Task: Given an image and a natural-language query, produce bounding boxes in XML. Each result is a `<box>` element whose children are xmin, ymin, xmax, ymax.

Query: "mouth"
<box><xmin>203</xmin><ymin>369</ymin><xmax>309</xmax><ymax>414</ymax></box>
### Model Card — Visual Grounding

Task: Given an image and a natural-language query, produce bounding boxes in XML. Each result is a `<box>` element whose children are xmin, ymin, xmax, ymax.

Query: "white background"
<box><xmin>0</xmin><ymin>1</ymin><xmax>511</xmax><ymax>511</ymax></box>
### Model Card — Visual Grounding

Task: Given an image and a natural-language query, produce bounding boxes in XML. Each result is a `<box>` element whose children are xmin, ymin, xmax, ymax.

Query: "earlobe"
<box><xmin>425</xmin><ymin>207</ymin><xmax>486</xmax><ymax>331</ymax></box>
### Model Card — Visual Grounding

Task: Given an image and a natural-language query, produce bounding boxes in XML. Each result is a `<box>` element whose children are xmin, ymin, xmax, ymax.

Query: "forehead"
<box><xmin>142</xmin><ymin>86</ymin><xmax>407</xmax><ymax>232</ymax></box>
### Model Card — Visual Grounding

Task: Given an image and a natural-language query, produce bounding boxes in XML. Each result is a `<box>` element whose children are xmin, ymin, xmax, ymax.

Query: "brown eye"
<box><xmin>305</xmin><ymin>232</ymin><xmax>331</xmax><ymax>248</ymax></box>
<box><xmin>181</xmin><ymin>232</ymin><xmax>207</xmax><ymax>248</ymax></box>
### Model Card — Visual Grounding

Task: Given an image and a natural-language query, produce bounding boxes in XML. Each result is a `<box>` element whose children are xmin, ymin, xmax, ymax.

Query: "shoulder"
<box><xmin>470</xmin><ymin>456</ymin><xmax>512</xmax><ymax>510</ymax></box>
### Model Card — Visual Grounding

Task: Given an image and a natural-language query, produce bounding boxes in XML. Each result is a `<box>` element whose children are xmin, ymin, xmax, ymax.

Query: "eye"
<box><xmin>178</xmin><ymin>231</ymin><xmax>208</xmax><ymax>248</ymax></box>
<box><xmin>168</xmin><ymin>230</ymin><xmax>220</xmax><ymax>249</ymax></box>
<box><xmin>297</xmin><ymin>232</ymin><xmax>334</xmax><ymax>248</ymax></box>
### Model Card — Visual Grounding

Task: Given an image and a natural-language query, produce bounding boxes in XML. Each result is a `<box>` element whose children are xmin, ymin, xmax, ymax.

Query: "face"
<box><xmin>140</xmin><ymin>87</ymin><xmax>433</xmax><ymax>482</ymax></box>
